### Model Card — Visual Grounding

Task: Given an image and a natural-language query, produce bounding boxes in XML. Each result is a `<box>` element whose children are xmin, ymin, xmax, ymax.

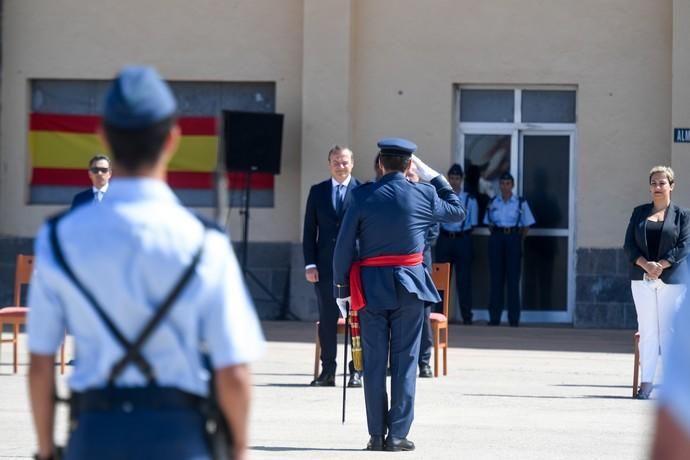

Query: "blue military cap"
<box><xmin>103</xmin><ymin>66</ymin><xmax>177</xmax><ymax>129</ymax></box>
<box><xmin>377</xmin><ymin>137</ymin><xmax>417</xmax><ymax>157</ymax></box>
<box><xmin>448</xmin><ymin>163</ymin><xmax>464</xmax><ymax>177</ymax></box>
<box><xmin>499</xmin><ymin>172</ymin><xmax>514</xmax><ymax>182</ymax></box>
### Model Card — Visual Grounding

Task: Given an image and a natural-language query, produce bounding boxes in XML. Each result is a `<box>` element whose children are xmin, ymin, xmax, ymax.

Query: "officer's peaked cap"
<box><xmin>377</xmin><ymin>138</ymin><xmax>417</xmax><ymax>157</ymax></box>
<box><xmin>104</xmin><ymin>66</ymin><xmax>177</xmax><ymax>129</ymax></box>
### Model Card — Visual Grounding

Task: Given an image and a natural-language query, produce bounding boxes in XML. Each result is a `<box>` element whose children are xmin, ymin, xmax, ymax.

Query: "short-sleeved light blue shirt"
<box><xmin>660</xmin><ymin>300</ymin><xmax>690</xmax><ymax>436</ymax></box>
<box><xmin>442</xmin><ymin>191</ymin><xmax>478</xmax><ymax>232</ymax></box>
<box><xmin>28</xmin><ymin>178</ymin><xmax>265</xmax><ymax>397</ymax></box>
<box><xmin>483</xmin><ymin>194</ymin><xmax>536</xmax><ymax>228</ymax></box>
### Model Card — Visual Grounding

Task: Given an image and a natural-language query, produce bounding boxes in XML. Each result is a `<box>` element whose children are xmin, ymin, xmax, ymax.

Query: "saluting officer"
<box><xmin>333</xmin><ymin>138</ymin><xmax>465</xmax><ymax>452</ymax></box>
<box><xmin>27</xmin><ymin>66</ymin><xmax>264</xmax><ymax>460</ymax></box>
<box><xmin>483</xmin><ymin>172</ymin><xmax>535</xmax><ymax>327</ymax></box>
<box><xmin>434</xmin><ymin>164</ymin><xmax>478</xmax><ymax>325</ymax></box>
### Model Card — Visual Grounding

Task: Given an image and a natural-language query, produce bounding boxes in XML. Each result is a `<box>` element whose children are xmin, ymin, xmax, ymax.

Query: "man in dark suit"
<box><xmin>71</xmin><ymin>155</ymin><xmax>112</xmax><ymax>210</ymax></box>
<box><xmin>333</xmin><ymin>138</ymin><xmax>464</xmax><ymax>451</ymax></box>
<box><xmin>303</xmin><ymin>145</ymin><xmax>361</xmax><ymax>387</ymax></box>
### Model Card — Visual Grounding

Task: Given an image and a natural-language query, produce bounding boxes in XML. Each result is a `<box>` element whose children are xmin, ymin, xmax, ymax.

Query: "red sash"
<box><xmin>349</xmin><ymin>253</ymin><xmax>424</xmax><ymax>311</ymax></box>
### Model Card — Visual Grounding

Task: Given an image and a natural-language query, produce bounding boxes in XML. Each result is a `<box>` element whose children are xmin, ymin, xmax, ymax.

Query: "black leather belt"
<box><xmin>440</xmin><ymin>229</ymin><xmax>472</xmax><ymax>239</ymax></box>
<box><xmin>490</xmin><ymin>227</ymin><xmax>520</xmax><ymax>235</ymax></box>
<box><xmin>72</xmin><ymin>386</ymin><xmax>204</xmax><ymax>413</ymax></box>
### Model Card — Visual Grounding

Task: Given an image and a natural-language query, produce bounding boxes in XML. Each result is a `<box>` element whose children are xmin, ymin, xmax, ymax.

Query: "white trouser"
<box><xmin>631</xmin><ymin>279</ymin><xmax>686</xmax><ymax>383</ymax></box>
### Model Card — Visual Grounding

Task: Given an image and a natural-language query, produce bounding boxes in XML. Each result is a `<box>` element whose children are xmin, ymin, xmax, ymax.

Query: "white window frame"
<box><xmin>455</xmin><ymin>86</ymin><xmax>577</xmax><ymax>324</ymax></box>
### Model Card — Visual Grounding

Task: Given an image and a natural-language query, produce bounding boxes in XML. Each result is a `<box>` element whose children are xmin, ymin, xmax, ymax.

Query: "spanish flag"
<box><xmin>28</xmin><ymin>112</ymin><xmax>273</xmax><ymax>205</ymax></box>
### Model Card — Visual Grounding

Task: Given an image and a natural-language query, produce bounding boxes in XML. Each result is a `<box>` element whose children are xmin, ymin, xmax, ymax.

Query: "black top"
<box><xmin>645</xmin><ymin>219</ymin><xmax>664</xmax><ymax>262</ymax></box>
<box><xmin>624</xmin><ymin>202</ymin><xmax>690</xmax><ymax>283</ymax></box>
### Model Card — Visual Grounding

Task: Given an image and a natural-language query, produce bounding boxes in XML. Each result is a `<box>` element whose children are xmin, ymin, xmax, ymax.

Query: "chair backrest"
<box><xmin>13</xmin><ymin>254</ymin><xmax>34</xmax><ymax>306</ymax></box>
<box><xmin>431</xmin><ymin>262</ymin><xmax>451</xmax><ymax>317</ymax></box>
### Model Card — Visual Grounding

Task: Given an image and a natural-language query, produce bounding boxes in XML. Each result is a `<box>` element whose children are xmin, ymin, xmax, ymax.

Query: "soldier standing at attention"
<box><xmin>333</xmin><ymin>138</ymin><xmax>465</xmax><ymax>451</ymax></box>
<box><xmin>484</xmin><ymin>172</ymin><xmax>535</xmax><ymax>327</ymax></box>
<box><xmin>434</xmin><ymin>163</ymin><xmax>478</xmax><ymax>325</ymax></box>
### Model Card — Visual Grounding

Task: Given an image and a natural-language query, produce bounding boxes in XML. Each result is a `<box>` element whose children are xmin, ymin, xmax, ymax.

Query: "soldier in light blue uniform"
<box><xmin>27</xmin><ymin>66</ymin><xmax>265</xmax><ymax>460</ymax></box>
<box><xmin>435</xmin><ymin>163</ymin><xmax>479</xmax><ymax>324</ymax></box>
<box><xmin>483</xmin><ymin>172</ymin><xmax>535</xmax><ymax>327</ymax></box>
<box><xmin>333</xmin><ymin>138</ymin><xmax>465</xmax><ymax>452</ymax></box>
<box><xmin>652</xmin><ymin>299</ymin><xmax>690</xmax><ymax>459</ymax></box>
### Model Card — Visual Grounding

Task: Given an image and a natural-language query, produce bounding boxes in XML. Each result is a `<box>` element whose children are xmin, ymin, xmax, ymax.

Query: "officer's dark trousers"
<box><xmin>418</xmin><ymin>305</ymin><xmax>432</xmax><ymax>366</ymax></box>
<box><xmin>65</xmin><ymin>408</ymin><xmax>210</xmax><ymax>459</ymax></box>
<box><xmin>488</xmin><ymin>232</ymin><xmax>522</xmax><ymax>325</ymax></box>
<box><xmin>315</xmin><ymin>277</ymin><xmax>339</xmax><ymax>374</ymax></box>
<box><xmin>360</xmin><ymin>283</ymin><xmax>424</xmax><ymax>438</ymax></box>
<box><xmin>435</xmin><ymin>233</ymin><xmax>474</xmax><ymax>322</ymax></box>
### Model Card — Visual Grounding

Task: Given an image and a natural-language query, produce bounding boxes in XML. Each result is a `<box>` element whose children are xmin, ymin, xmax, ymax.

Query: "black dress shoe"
<box><xmin>366</xmin><ymin>435</ymin><xmax>384</xmax><ymax>451</ymax></box>
<box><xmin>418</xmin><ymin>364</ymin><xmax>433</xmax><ymax>378</ymax></box>
<box><xmin>384</xmin><ymin>436</ymin><xmax>415</xmax><ymax>451</ymax></box>
<box><xmin>347</xmin><ymin>371</ymin><xmax>362</xmax><ymax>388</ymax></box>
<box><xmin>310</xmin><ymin>372</ymin><xmax>335</xmax><ymax>387</ymax></box>
<box><xmin>509</xmin><ymin>322</ymin><xmax>519</xmax><ymax>328</ymax></box>
<box><xmin>487</xmin><ymin>320</ymin><xmax>500</xmax><ymax>326</ymax></box>
<box><xmin>463</xmin><ymin>319</ymin><xmax>473</xmax><ymax>325</ymax></box>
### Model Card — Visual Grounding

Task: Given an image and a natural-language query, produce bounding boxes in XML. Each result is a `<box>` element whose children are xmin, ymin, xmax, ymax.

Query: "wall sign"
<box><xmin>674</xmin><ymin>128</ymin><xmax>690</xmax><ymax>143</ymax></box>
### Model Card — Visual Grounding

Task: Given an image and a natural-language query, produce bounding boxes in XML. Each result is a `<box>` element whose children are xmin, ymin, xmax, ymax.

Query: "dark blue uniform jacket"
<box><xmin>333</xmin><ymin>172</ymin><xmax>465</xmax><ymax>310</ymax></box>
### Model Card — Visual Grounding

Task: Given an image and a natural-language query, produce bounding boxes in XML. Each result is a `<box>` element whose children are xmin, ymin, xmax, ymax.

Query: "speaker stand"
<box><xmin>239</xmin><ymin>170</ymin><xmax>298</xmax><ymax>320</ymax></box>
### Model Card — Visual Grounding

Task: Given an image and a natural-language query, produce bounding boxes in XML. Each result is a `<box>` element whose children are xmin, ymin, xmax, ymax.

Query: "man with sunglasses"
<box><xmin>70</xmin><ymin>155</ymin><xmax>112</xmax><ymax>209</ymax></box>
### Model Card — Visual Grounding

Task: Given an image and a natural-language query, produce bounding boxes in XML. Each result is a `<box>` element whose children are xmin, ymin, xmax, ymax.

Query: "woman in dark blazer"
<box><xmin>624</xmin><ymin>165</ymin><xmax>690</xmax><ymax>399</ymax></box>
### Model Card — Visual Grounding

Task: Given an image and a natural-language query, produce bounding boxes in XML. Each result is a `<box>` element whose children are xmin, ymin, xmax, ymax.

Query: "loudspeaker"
<box><xmin>222</xmin><ymin>110</ymin><xmax>283</xmax><ymax>174</ymax></box>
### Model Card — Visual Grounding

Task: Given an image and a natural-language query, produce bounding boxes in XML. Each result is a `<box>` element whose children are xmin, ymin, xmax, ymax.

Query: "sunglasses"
<box><xmin>90</xmin><ymin>167</ymin><xmax>110</xmax><ymax>174</ymax></box>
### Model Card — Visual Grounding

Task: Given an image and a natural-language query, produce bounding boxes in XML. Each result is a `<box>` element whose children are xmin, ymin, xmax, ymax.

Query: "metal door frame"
<box><xmin>455</xmin><ymin>87</ymin><xmax>577</xmax><ymax>323</ymax></box>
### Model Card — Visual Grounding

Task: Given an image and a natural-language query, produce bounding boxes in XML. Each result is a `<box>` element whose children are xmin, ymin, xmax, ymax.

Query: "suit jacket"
<box><xmin>333</xmin><ymin>172</ymin><xmax>465</xmax><ymax>309</ymax></box>
<box><xmin>71</xmin><ymin>188</ymin><xmax>95</xmax><ymax>210</ymax></box>
<box><xmin>302</xmin><ymin>177</ymin><xmax>361</xmax><ymax>282</ymax></box>
<box><xmin>624</xmin><ymin>201</ymin><xmax>690</xmax><ymax>283</ymax></box>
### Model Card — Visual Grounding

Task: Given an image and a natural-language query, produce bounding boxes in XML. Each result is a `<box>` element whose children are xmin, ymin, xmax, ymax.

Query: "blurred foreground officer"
<box><xmin>434</xmin><ymin>164</ymin><xmax>478</xmax><ymax>325</ymax></box>
<box><xmin>333</xmin><ymin>139</ymin><xmax>464</xmax><ymax>451</ymax></box>
<box><xmin>27</xmin><ymin>66</ymin><xmax>264</xmax><ymax>460</ymax></box>
<box><xmin>483</xmin><ymin>172</ymin><xmax>535</xmax><ymax>327</ymax></box>
<box><xmin>70</xmin><ymin>154</ymin><xmax>112</xmax><ymax>209</ymax></box>
<box><xmin>651</xmin><ymin>299</ymin><xmax>690</xmax><ymax>459</ymax></box>
<box><xmin>303</xmin><ymin>145</ymin><xmax>361</xmax><ymax>387</ymax></box>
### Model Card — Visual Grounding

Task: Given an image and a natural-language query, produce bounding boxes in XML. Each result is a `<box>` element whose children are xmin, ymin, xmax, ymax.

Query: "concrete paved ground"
<box><xmin>0</xmin><ymin>321</ymin><xmax>655</xmax><ymax>460</ymax></box>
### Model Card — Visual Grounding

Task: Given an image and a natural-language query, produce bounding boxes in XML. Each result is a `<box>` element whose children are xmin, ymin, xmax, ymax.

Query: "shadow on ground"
<box><xmin>260</xmin><ymin>320</ymin><xmax>636</xmax><ymax>354</ymax></box>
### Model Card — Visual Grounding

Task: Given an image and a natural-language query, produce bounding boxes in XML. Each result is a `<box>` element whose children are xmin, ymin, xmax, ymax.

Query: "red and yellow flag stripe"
<box><xmin>29</xmin><ymin>113</ymin><xmax>273</xmax><ymax>189</ymax></box>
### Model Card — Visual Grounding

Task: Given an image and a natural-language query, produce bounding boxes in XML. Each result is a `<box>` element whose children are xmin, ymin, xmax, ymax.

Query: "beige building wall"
<box><xmin>0</xmin><ymin>0</ymin><xmax>678</xmax><ymax>250</ymax></box>
<box><xmin>672</xmin><ymin>0</ymin><xmax>690</xmax><ymax>197</ymax></box>
<box><xmin>347</xmin><ymin>0</ymin><xmax>672</xmax><ymax>248</ymax></box>
<box><xmin>0</xmin><ymin>0</ymin><xmax>304</xmax><ymax>241</ymax></box>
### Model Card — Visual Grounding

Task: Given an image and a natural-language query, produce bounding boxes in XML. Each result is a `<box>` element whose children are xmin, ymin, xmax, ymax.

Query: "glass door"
<box><xmin>519</xmin><ymin>132</ymin><xmax>574</xmax><ymax>322</ymax></box>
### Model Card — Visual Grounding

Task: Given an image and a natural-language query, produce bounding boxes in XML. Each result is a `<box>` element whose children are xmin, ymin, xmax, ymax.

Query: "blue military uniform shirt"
<box><xmin>28</xmin><ymin>178</ymin><xmax>265</xmax><ymax>397</ymax></box>
<box><xmin>441</xmin><ymin>191</ymin><xmax>478</xmax><ymax>232</ymax></box>
<box><xmin>483</xmin><ymin>193</ymin><xmax>536</xmax><ymax>227</ymax></box>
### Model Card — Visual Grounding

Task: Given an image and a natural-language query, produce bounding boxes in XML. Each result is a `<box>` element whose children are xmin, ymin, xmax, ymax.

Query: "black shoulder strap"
<box><xmin>514</xmin><ymin>196</ymin><xmax>525</xmax><ymax>229</ymax></box>
<box><xmin>48</xmin><ymin>215</ymin><xmax>205</xmax><ymax>385</ymax></box>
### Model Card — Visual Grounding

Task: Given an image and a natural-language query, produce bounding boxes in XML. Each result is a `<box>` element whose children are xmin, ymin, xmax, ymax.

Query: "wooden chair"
<box><xmin>311</xmin><ymin>262</ymin><xmax>453</xmax><ymax>379</ymax></box>
<box><xmin>313</xmin><ymin>317</ymin><xmax>347</xmax><ymax>380</ymax></box>
<box><xmin>632</xmin><ymin>331</ymin><xmax>640</xmax><ymax>398</ymax></box>
<box><xmin>430</xmin><ymin>263</ymin><xmax>451</xmax><ymax>377</ymax></box>
<box><xmin>0</xmin><ymin>255</ymin><xmax>33</xmax><ymax>373</ymax></box>
<box><xmin>0</xmin><ymin>255</ymin><xmax>66</xmax><ymax>374</ymax></box>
